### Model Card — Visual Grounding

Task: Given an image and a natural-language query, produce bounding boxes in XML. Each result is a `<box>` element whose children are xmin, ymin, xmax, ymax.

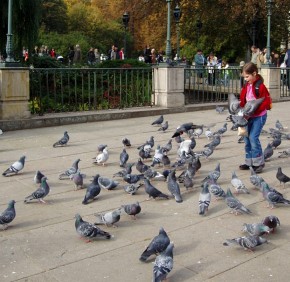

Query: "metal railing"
<box><xmin>29</xmin><ymin>67</ymin><xmax>153</xmax><ymax>114</ymax></box>
<box><xmin>280</xmin><ymin>67</ymin><xmax>290</xmax><ymax>98</ymax></box>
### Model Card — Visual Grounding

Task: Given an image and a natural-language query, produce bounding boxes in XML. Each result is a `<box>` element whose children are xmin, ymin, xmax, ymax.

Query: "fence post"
<box><xmin>260</xmin><ymin>67</ymin><xmax>280</xmax><ymax>102</ymax></box>
<box><xmin>0</xmin><ymin>68</ymin><xmax>30</xmax><ymax>119</ymax></box>
<box><xmin>153</xmin><ymin>66</ymin><xmax>185</xmax><ymax>108</ymax></box>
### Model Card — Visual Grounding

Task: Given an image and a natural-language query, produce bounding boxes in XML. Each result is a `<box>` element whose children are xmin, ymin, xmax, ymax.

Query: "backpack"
<box><xmin>255</xmin><ymin>79</ymin><xmax>272</xmax><ymax>110</ymax></box>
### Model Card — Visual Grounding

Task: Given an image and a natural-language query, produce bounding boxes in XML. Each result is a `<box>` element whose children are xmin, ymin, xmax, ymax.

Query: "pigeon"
<box><xmin>136</xmin><ymin>158</ymin><xmax>150</xmax><ymax>173</ymax></box>
<box><xmin>183</xmin><ymin>173</ymin><xmax>194</xmax><ymax>190</ymax></box>
<box><xmin>202</xmin><ymin>163</ymin><xmax>221</xmax><ymax>183</ymax></box>
<box><xmin>231</xmin><ymin>171</ymin><xmax>250</xmax><ymax>194</ymax></box>
<box><xmin>270</xmin><ymin>135</ymin><xmax>282</xmax><ymax>150</ymax></box>
<box><xmin>228</xmin><ymin>93</ymin><xmax>241</xmax><ymax>114</ymax></box>
<box><xmin>0</xmin><ymin>200</ymin><xmax>16</xmax><ymax>230</ymax></box>
<box><xmin>144</xmin><ymin>179</ymin><xmax>169</xmax><ymax>200</ymax></box>
<box><xmin>122</xmin><ymin>202</ymin><xmax>141</xmax><ymax>219</ymax></box>
<box><xmin>243</xmin><ymin>97</ymin><xmax>265</xmax><ymax>116</ymax></box>
<box><xmin>139</xmin><ymin>227</ymin><xmax>170</xmax><ymax>262</ymax></box>
<box><xmin>278</xmin><ymin>148</ymin><xmax>290</xmax><ymax>158</ymax></box>
<box><xmin>33</xmin><ymin>170</ymin><xmax>45</xmax><ymax>184</ymax></box>
<box><xmin>208</xmin><ymin>178</ymin><xmax>226</xmax><ymax>200</ymax></box>
<box><xmin>263</xmin><ymin>143</ymin><xmax>273</xmax><ymax>161</ymax></box>
<box><xmin>161</xmin><ymin>154</ymin><xmax>171</xmax><ymax>167</ymax></box>
<box><xmin>98</xmin><ymin>177</ymin><xmax>119</xmax><ymax>190</ymax></box>
<box><xmin>123</xmin><ymin>183</ymin><xmax>143</xmax><ymax>195</ymax></box>
<box><xmin>199</xmin><ymin>182</ymin><xmax>211</xmax><ymax>215</ymax></box>
<box><xmin>196</xmin><ymin>144</ymin><xmax>214</xmax><ymax>159</ymax></box>
<box><xmin>97</xmin><ymin>144</ymin><xmax>107</xmax><ymax>152</ymax></box>
<box><xmin>2</xmin><ymin>156</ymin><xmax>26</xmax><ymax>176</ymax></box>
<box><xmin>122</xmin><ymin>137</ymin><xmax>131</xmax><ymax>147</ymax></box>
<box><xmin>193</xmin><ymin>125</ymin><xmax>203</xmax><ymax>138</ymax></box>
<box><xmin>139</xmin><ymin>147</ymin><xmax>152</xmax><ymax>161</ymax></box>
<box><xmin>59</xmin><ymin>158</ymin><xmax>81</xmax><ymax>180</ymax></box>
<box><xmin>225</xmin><ymin>188</ymin><xmax>251</xmax><ymax>215</ymax></box>
<box><xmin>144</xmin><ymin>168</ymin><xmax>165</xmax><ymax>181</ymax></box>
<box><xmin>242</xmin><ymin>223</ymin><xmax>270</xmax><ymax>236</ymax></box>
<box><xmin>177</xmin><ymin>140</ymin><xmax>192</xmax><ymax>157</ymax></box>
<box><xmin>82</xmin><ymin>174</ymin><xmax>101</xmax><ymax>205</ymax></box>
<box><xmin>53</xmin><ymin>131</ymin><xmax>69</xmax><ymax>147</ymax></box>
<box><xmin>223</xmin><ymin>235</ymin><xmax>267</xmax><ymax>251</ymax></box>
<box><xmin>249</xmin><ymin>166</ymin><xmax>265</xmax><ymax>190</ymax></box>
<box><xmin>261</xmin><ymin>215</ymin><xmax>280</xmax><ymax>232</ymax></box>
<box><xmin>123</xmin><ymin>174</ymin><xmax>144</xmax><ymax>184</ymax></box>
<box><xmin>216</xmin><ymin>105</ymin><xmax>225</xmax><ymax>114</ymax></box>
<box><xmin>161</xmin><ymin>139</ymin><xmax>172</xmax><ymax>154</ymax></box>
<box><xmin>24</xmin><ymin>177</ymin><xmax>50</xmax><ymax>204</ymax></box>
<box><xmin>205</xmin><ymin>128</ymin><xmax>214</xmax><ymax>140</ymax></box>
<box><xmin>172</xmin><ymin>123</ymin><xmax>201</xmax><ymax>138</ymax></box>
<box><xmin>276</xmin><ymin>167</ymin><xmax>290</xmax><ymax>188</ymax></box>
<box><xmin>94</xmin><ymin>208</ymin><xmax>122</xmax><ymax>227</ymax></box>
<box><xmin>138</xmin><ymin>136</ymin><xmax>155</xmax><ymax>151</ymax></box>
<box><xmin>275</xmin><ymin>120</ymin><xmax>284</xmax><ymax>131</ymax></box>
<box><xmin>120</xmin><ymin>148</ymin><xmax>129</xmax><ymax>167</ymax></box>
<box><xmin>167</xmin><ymin>170</ymin><xmax>183</xmax><ymax>203</ymax></box>
<box><xmin>152</xmin><ymin>115</ymin><xmax>164</xmax><ymax>126</ymax></box>
<box><xmin>204</xmin><ymin>134</ymin><xmax>221</xmax><ymax>149</ymax></box>
<box><xmin>152</xmin><ymin>243</ymin><xmax>174</xmax><ymax>282</ymax></box>
<box><xmin>113</xmin><ymin>163</ymin><xmax>135</xmax><ymax>177</ymax></box>
<box><xmin>75</xmin><ymin>214</ymin><xmax>111</xmax><ymax>241</ymax></box>
<box><xmin>261</xmin><ymin>181</ymin><xmax>290</xmax><ymax>208</ymax></box>
<box><xmin>174</xmin><ymin>135</ymin><xmax>184</xmax><ymax>144</ymax></box>
<box><xmin>70</xmin><ymin>171</ymin><xmax>84</xmax><ymax>190</ymax></box>
<box><xmin>213</xmin><ymin>123</ymin><xmax>227</xmax><ymax>136</ymax></box>
<box><xmin>151</xmin><ymin>145</ymin><xmax>164</xmax><ymax>167</ymax></box>
<box><xmin>94</xmin><ymin>147</ymin><xmax>109</xmax><ymax>166</ymax></box>
<box><xmin>158</xmin><ymin>121</ymin><xmax>168</xmax><ymax>132</ymax></box>
<box><xmin>171</xmin><ymin>151</ymin><xmax>188</xmax><ymax>169</ymax></box>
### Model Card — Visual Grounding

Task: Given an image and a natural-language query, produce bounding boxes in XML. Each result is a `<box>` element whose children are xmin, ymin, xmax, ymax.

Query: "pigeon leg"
<box><xmin>2</xmin><ymin>224</ymin><xmax>8</xmax><ymax>230</ymax></box>
<box><xmin>39</xmin><ymin>198</ymin><xmax>47</xmax><ymax>204</ymax></box>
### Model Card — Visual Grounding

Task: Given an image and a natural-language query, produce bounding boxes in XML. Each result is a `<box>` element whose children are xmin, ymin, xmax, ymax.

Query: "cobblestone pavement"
<box><xmin>1</xmin><ymin>102</ymin><xmax>290</xmax><ymax>282</ymax></box>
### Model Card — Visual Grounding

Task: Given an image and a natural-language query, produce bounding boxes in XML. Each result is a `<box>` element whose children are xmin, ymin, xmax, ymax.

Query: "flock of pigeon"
<box><xmin>1</xmin><ymin>105</ymin><xmax>290</xmax><ymax>280</ymax></box>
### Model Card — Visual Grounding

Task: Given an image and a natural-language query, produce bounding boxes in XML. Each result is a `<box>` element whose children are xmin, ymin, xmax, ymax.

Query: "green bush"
<box><xmin>98</xmin><ymin>59</ymin><xmax>150</xmax><ymax>69</ymax></box>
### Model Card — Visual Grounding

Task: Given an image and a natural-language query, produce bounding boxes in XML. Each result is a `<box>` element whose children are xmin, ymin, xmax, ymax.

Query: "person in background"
<box><xmin>250</xmin><ymin>45</ymin><xmax>264</xmax><ymax>68</ymax></box>
<box><xmin>207</xmin><ymin>52</ymin><xmax>218</xmax><ymax>85</ymax></box>
<box><xmin>87</xmin><ymin>47</ymin><xmax>95</xmax><ymax>65</ymax></box>
<box><xmin>284</xmin><ymin>48</ymin><xmax>290</xmax><ymax>90</ymax></box>
<box><xmin>119</xmin><ymin>47</ymin><xmax>125</xmax><ymax>60</ymax></box>
<box><xmin>115</xmin><ymin>46</ymin><xmax>120</xmax><ymax>59</ymax></box>
<box><xmin>50</xmin><ymin>48</ymin><xmax>56</xmax><ymax>58</ymax></box>
<box><xmin>151</xmin><ymin>48</ymin><xmax>157</xmax><ymax>64</ymax></box>
<box><xmin>144</xmin><ymin>45</ymin><xmax>151</xmax><ymax>64</ymax></box>
<box><xmin>94</xmin><ymin>48</ymin><xmax>100</xmax><ymax>63</ymax></box>
<box><xmin>68</xmin><ymin>46</ymin><xmax>75</xmax><ymax>65</ymax></box>
<box><xmin>239</xmin><ymin>62</ymin><xmax>270</xmax><ymax>174</ymax></box>
<box><xmin>73</xmin><ymin>44</ymin><xmax>82</xmax><ymax>64</ymax></box>
<box><xmin>194</xmin><ymin>49</ymin><xmax>206</xmax><ymax>84</ymax></box>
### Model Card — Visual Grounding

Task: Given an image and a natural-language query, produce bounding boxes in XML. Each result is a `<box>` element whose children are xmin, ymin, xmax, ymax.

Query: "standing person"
<box><xmin>151</xmin><ymin>48</ymin><xmax>157</xmax><ymax>64</ymax></box>
<box><xmin>115</xmin><ymin>46</ymin><xmax>120</xmax><ymax>59</ymax></box>
<box><xmin>108</xmin><ymin>45</ymin><xmax>116</xmax><ymax>60</ymax></box>
<box><xmin>284</xmin><ymin>48</ymin><xmax>290</xmax><ymax>90</ymax></box>
<box><xmin>94</xmin><ymin>48</ymin><xmax>100</xmax><ymax>63</ymax></box>
<box><xmin>87</xmin><ymin>47</ymin><xmax>95</xmax><ymax>65</ymax></box>
<box><xmin>73</xmin><ymin>44</ymin><xmax>82</xmax><ymax>64</ymax></box>
<box><xmin>144</xmin><ymin>45</ymin><xmax>151</xmax><ymax>64</ymax></box>
<box><xmin>50</xmin><ymin>48</ymin><xmax>56</xmax><ymax>58</ymax></box>
<box><xmin>250</xmin><ymin>46</ymin><xmax>263</xmax><ymax>68</ymax></box>
<box><xmin>206</xmin><ymin>52</ymin><xmax>217</xmax><ymax>85</ymax></box>
<box><xmin>194</xmin><ymin>49</ymin><xmax>206</xmax><ymax>84</ymax></box>
<box><xmin>119</xmin><ymin>48</ymin><xmax>125</xmax><ymax>60</ymax></box>
<box><xmin>239</xmin><ymin>62</ymin><xmax>271</xmax><ymax>173</ymax></box>
<box><xmin>68</xmin><ymin>46</ymin><xmax>75</xmax><ymax>65</ymax></box>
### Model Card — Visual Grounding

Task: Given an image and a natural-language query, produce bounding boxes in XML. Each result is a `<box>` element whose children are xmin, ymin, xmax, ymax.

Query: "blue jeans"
<box><xmin>244</xmin><ymin>113</ymin><xmax>267</xmax><ymax>166</ymax></box>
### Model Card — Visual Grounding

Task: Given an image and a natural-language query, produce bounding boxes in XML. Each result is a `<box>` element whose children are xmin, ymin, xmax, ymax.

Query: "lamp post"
<box><xmin>196</xmin><ymin>19</ymin><xmax>203</xmax><ymax>47</ymax></box>
<box><xmin>251</xmin><ymin>16</ymin><xmax>257</xmax><ymax>46</ymax></box>
<box><xmin>122</xmin><ymin>11</ymin><xmax>130</xmax><ymax>59</ymax></box>
<box><xmin>173</xmin><ymin>4</ymin><xmax>181</xmax><ymax>63</ymax></box>
<box><xmin>265</xmin><ymin>0</ymin><xmax>274</xmax><ymax>65</ymax></box>
<box><xmin>165</xmin><ymin>0</ymin><xmax>172</xmax><ymax>60</ymax></box>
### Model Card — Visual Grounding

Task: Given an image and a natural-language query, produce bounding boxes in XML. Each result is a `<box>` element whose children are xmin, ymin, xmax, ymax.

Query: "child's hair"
<box><xmin>242</xmin><ymin>62</ymin><xmax>258</xmax><ymax>75</ymax></box>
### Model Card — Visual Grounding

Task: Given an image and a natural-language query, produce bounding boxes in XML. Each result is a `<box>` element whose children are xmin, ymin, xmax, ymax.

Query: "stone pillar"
<box><xmin>153</xmin><ymin>66</ymin><xmax>185</xmax><ymax>108</ymax></box>
<box><xmin>0</xmin><ymin>68</ymin><xmax>30</xmax><ymax>119</ymax></box>
<box><xmin>260</xmin><ymin>67</ymin><xmax>280</xmax><ymax>102</ymax></box>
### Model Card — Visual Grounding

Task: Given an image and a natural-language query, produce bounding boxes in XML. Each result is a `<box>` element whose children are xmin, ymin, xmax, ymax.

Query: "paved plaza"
<box><xmin>1</xmin><ymin>101</ymin><xmax>290</xmax><ymax>282</ymax></box>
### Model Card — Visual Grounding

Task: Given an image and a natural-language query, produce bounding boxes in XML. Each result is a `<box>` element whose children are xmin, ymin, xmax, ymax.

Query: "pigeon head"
<box><xmin>8</xmin><ymin>200</ymin><xmax>16</xmax><ymax>208</ymax></box>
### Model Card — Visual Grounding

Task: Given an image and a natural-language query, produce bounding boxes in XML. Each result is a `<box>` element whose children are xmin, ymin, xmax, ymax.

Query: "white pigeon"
<box><xmin>2</xmin><ymin>156</ymin><xmax>26</xmax><ymax>176</ymax></box>
<box><xmin>94</xmin><ymin>147</ymin><xmax>109</xmax><ymax>166</ymax></box>
<box><xmin>177</xmin><ymin>139</ymin><xmax>192</xmax><ymax>157</ymax></box>
<box><xmin>205</xmin><ymin>128</ymin><xmax>214</xmax><ymax>140</ymax></box>
<box><xmin>231</xmin><ymin>171</ymin><xmax>250</xmax><ymax>194</ymax></box>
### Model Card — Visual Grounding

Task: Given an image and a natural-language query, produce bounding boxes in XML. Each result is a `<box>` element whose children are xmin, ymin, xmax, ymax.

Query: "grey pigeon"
<box><xmin>213</xmin><ymin>123</ymin><xmax>227</xmax><ymax>136</ymax></box>
<box><xmin>249</xmin><ymin>166</ymin><xmax>264</xmax><ymax>190</ymax></box>
<box><xmin>144</xmin><ymin>168</ymin><xmax>164</xmax><ymax>180</ymax></box>
<box><xmin>243</xmin><ymin>97</ymin><xmax>265</xmax><ymax>116</ymax></box>
<box><xmin>98</xmin><ymin>177</ymin><xmax>119</xmax><ymax>190</ymax></box>
<box><xmin>123</xmin><ymin>183</ymin><xmax>143</xmax><ymax>195</ymax></box>
<box><xmin>225</xmin><ymin>188</ymin><xmax>251</xmax><ymax>215</ymax></box>
<box><xmin>261</xmin><ymin>181</ymin><xmax>290</xmax><ymax>208</ymax></box>
<box><xmin>152</xmin><ymin>243</ymin><xmax>174</xmax><ymax>282</ymax></box>
<box><xmin>204</xmin><ymin>134</ymin><xmax>221</xmax><ymax>149</ymax></box>
<box><xmin>151</xmin><ymin>115</ymin><xmax>164</xmax><ymax>126</ymax></box>
<box><xmin>183</xmin><ymin>173</ymin><xmax>194</xmax><ymax>190</ymax></box>
<box><xmin>2</xmin><ymin>156</ymin><xmax>26</xmax><ymax>177</ymax></box>
<box><xmin>158</xmin><ymin>121</ymin><xmax>168</xmax><ymax>132</ymax></box>
<box><xmin>139</xmin><ymin>227</ymin><xmax>170</xmax><ymax>262</ymax></box>
<box><xmin>0</xmin><ymin>200</ymin><xmax>16</xmax><ymax>230</ymax></box>
<box><xmin>94</xmin><ymin>147</ymin><xmax>109</xmax><ymax>166</ymax></box>
<box><xmin>33</xmin><ymin>170</ymin><xmax>45</xmax><ymax>184</ymax></box>
<box><xmin>276</xmin><ymin>167</ymin><xmax>290</xmax><ymax>188</ymax></box>
<box><xmin>223</xmin><ymin>235</ymin><xmax>267</xmax><ymax>251</ymax></box>
<box><xmin>199</xmin><ymin>182</ymin><xmax>211</xmax><ymax>215</ymax></box>
<box><xmin>123</xmin><ymin>173</ymin><xmax>144</xmax><ymax>184</ymax></box>
<box><xmin>193</xmin><ymin>125</ymin><xmax>203</xmax><ymax>138</ymax></box>
<box><xmin>53</xmin><ymin>131</ymin><xmax>69</xmax><ymax>147</ymax></box>
<box><xmin>208</xmin><ymin>177</ymin><xmax>226</xmax><ymax>200</ymax></box>
<box><xmin>203</xmin><ymin>163</ymin><xmax>221</xmax><ymax>183</ymax></box>
<box><xmin>82</xmin><ymin>174</ymin><xmax>101</xmax><ymax>205</ymax></box>
<box><xmin>97</xmin><ymin>144</ymin><xmax>107</xmax><ymax>152</ymax></box>
<box><xmin>242</xmin><ymin>223</ymin><xmax>270</xmax><ymax>236</ymax></box>
<box><xmin>216</xmin><ymin>105</ymin><xmax>225</xmax><ymax>114</ymax></box>
<box><xmin>122</xmin><ymin>202</ymin><xmax>141</xmax><ymax>219</ymax></box>
<box><xmin>231</xmin><ymin>171</ymin><xmax>250</xmax><ymax>194</ymax></box>
<box><xmin>151</xmin><ymin>145</ymin><xmax>164</xmax><ymax>167</ymax></box>
<box><xmin>228</xmin><ymin>93</ymin><xmax>241</xmax><ymax>114</ymax></box>
<box><xmin>196</xmin><ymin>144</ymin><xmax>214</xmax><ymax>159</ymax></box>
<box><xmin>24</xmin><ymin>177</ymin><xmax>50</xmax><ymax>204</ymax></box>
<box><xmin>120</xmin><ymin>148</ymin><xmax>129</xmax><ymax>167</ymax></box>
<box><xmin>167</xmin><ymin>170</ymin><xmax>183</xmax><ymax>203</ymax></box>
<box><xmin>59</xmin><ymin>158</ymin><xmax>80</xmax><ymax>180</ymax></box>
<box><xmin>70</xmin><ymin>171</ymin><xmax>84</xmax><ymax>190</ymax></box>
<box><xmin>138</xmin><ymin>136</ymin><xmax>154</xmax><ymax>151</ymax></box>
<box><xmin>144</xmin><ymin>179</ymin><xmax>169</xmax><ymax>200</ymax></box>
<box><xmin>94</xmin><ymin>208</ymin><xmax>122</xmax><ymax>227</ymax></box>
<box><xmin>113</xmin><ymin>163</ymin><xmax>135</xmax><ymax>178</ymax></box>
<box><xmin>122</xmin><ymin>138</ymin><xmax>131</xmax><ymax>147</ymax></box>
<box><xmin>161</xmin><ymin>154</ymin><xmax>171</xmax><ymax>167</ymax></box>
<box><xmin>174</xmin><ymin>135</ymin><xmax>184</xmax><ymax>144</ymax></box>
<box><xmin>263</xmin><ymin>143</ymin><xmax>273</xmax><ymax>161</ymax></box>
<box><xmin>261</xmin><ymin>215</ymin><xmax>280</xmax><ymax>232</ymax></box>
<box><xmin>75</xmin><ymin>214</ymin><xmax>111</xmax><ymax>241</ymax></box>
<box><xmin>136</xmin><ymin>158</ymin><xmax>150</xmax><ymax>173</ymax></box>
<box><xmin>172</xmin><ymin>123</ymin><xmax>201</xmax><ymax>138</ymax></box>
<box><xmin>161</xmin><ymin>139</ymin><xmax>172</xmax><ymax>154</ymax></box>
<box><xmin>278</xmin><ymin>148</ymin><xmax>290</xmax><ymax>158</ymax></box>
<box><xmin>205</xmin><ymin>128</ymin><xmax>214</xmax><ymax>140</ymax></box>
<box><xmin>275</xmin><ymin>120</ymin><xmax>284</xmax><ymax>131</ymax></box>
<box><xmin>139</xmin><ymin>147</ymin><xmax>152</xmax><ymax>161</ymax></box>
<box><xmin>270</xmin><ymin>136</ymin><xmax>281</xmax><ymax>149</ymax></box>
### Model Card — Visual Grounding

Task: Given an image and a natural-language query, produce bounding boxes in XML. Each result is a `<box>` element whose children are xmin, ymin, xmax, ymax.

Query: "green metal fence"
<box><xmin>29</xmin><ymin>67</ymin><xmax>153</xmax><ymax>115</ymax></box>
